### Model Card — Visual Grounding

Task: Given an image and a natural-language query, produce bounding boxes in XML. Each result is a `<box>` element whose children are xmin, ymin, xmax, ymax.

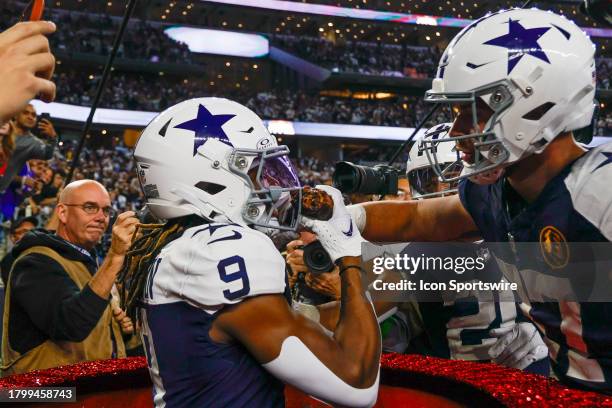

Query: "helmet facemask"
<box><xmin>228</xmin><ymin>145</ymin><xmax>302</xmax><ymax>232</ymax></box>
<box><xmin>407</xmin><ymin>122</ymin><xmax>463</xmax><ymax>199</ymax></box>
<box><xmin>407</xmin><ymin>160</ymin><xmax>463</xmax><ymax>199</ymax></box>
<box><xmin>424</xmin><ymin>79</ymin><xmax>517</xmax><ymax>183</ymax></box>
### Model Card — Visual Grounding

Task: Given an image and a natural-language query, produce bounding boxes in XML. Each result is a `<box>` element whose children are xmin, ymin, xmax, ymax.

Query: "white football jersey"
<box><xmin>138</xmin><ymin>221</ymin><xmax>288</xmax><ymax>408</ymax></box>
<box><xmin>140</xmin><ymin>222</ymin><xmax>287</xmax><ymax>312</ymax></box>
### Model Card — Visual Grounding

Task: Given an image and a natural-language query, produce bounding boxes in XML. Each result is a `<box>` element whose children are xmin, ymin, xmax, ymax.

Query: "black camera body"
<box><xmin>32</xmin><ymin>112</ymin><xmax>51</xmax><ymax>139</ymax></box>
<box><xmin>291</xmin><ymin>240</ymin><xmax>335</xmax><ymax>305</ymax></box>
<box><xmin>333</xmin><ymin>161</ymin><xmax>399</xmax><ymax>196</ymax></box>
<box><xmin>303</xmin><ymin>240</ymin><xmax>334</xmax><ymax>274</ymax></box>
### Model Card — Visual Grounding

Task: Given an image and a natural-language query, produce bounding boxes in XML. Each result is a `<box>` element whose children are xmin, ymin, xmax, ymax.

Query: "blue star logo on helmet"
<box><xmin>484</xmin><ymin>18</ymin><xmax>551</xmax><ymax>74</ymax></box>
<box><xmin>174</xmin><ymin>104</ymin><xmax>236</xmax><ymax>156</ymax></box>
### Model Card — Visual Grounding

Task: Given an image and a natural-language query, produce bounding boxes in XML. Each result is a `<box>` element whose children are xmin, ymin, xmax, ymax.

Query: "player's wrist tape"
<box><xmin>346</xmin><ymin>205</ymin><xmax>366</xmax><ymax>233</ymax></box>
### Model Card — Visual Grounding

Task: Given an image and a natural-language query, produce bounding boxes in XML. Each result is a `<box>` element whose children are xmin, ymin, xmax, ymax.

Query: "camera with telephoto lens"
<box><xmin>333</xmin><ymin>161</ymin><xmax>399</xmax><ymax>196</ymax></box>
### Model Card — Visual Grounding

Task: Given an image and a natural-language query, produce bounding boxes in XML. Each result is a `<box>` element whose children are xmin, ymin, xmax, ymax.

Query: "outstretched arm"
<box><xmin>358</xmin><ymin>195</ymin><xmax>479</xmax><ymax>242</ymax></box>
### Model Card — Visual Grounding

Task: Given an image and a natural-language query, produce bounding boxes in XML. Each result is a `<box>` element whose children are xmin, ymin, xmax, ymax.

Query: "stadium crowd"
<box><xmin>53</xmin><ymin>68</ymin><xmax>612</xmax><ymax>133</ymax></box>
<box><xmin>0</xmin><ymin>3</ymin><xmax>191</xmax><ymax>64</ymax></box>
<box><xmin>271</xmin><ymin>34</ymin><xmax>440</xmax><ymax>78</ymax></box>
<box><xmin>2</xmin><ymin>2</ymin><xmax>610</xmax><ymax>88</ymax></box>
<box><xmin>51</xmin><ymin>19</ymin><xmax>192</xmax><ymax>64</ymax></box>
<box><xmin>54</xmin><ymin>69</ymin><xmax>431</xmax><ymax>127</ymax></box>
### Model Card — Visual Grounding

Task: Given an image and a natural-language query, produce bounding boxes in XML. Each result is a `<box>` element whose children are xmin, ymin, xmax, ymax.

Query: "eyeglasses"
<box><xmin>63</xmin><ymin>203</ymin><xmax>116</xmax><ymax>217</ymax></box>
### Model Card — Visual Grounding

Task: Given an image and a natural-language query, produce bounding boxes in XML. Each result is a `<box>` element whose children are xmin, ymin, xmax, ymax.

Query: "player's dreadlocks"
<box><xmin>118</xmin><ymin>215</ymin><xmax>203</xmax><ymax>321</ymax></box>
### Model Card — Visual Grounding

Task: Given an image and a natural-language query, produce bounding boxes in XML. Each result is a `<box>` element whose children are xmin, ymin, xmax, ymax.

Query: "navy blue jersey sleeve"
<box><xmin>458</xmin><ymin>179</ymin><xmax>484</xmax><ymax>235</ymax></box>
<box><xmin>458</xmin><ymin>179</ymin><xmax>475</xmax><ymax>220</ymax></box>
<box><xmin>458</xmin><ymin>179</ymin><xmax>506</xmax><ymax>242</ymax></box>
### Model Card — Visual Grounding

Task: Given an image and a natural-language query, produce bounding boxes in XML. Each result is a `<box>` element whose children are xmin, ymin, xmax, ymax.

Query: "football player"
<box><xmin>406</xmin><ymin>123</ymin><xmax>548</xmax><ymax>371</ymax></box>
<box><xmin>120</xmin><ymin>98</ymin><xmax>381</xmax><ymax>407</ymax></box>
<box><xmin>313</xmin><ymin>124</ymin><xmax>548</xmax><ymax>373</ymax></box>
<box><xmin>346</xmin><ymin>8</ymin><xmax>611</xmax><ymax>392</ymax></box>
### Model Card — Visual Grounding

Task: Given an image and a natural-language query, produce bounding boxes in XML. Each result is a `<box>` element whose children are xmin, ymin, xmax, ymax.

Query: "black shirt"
<box><xmin>5</xmin><ymin>229</ymin><xmax>108</xmax><ymax>354</ymax></box>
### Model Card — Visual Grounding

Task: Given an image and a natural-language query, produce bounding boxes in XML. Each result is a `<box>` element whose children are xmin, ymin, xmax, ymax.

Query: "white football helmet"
<box><xmin>424</xmin><ymin>8</ymin><xmax>596</xmax><ymax>183</ymax></box>
<box><xmin>407</xmin><ymin>123</ymin><xmax>462</xmax><ymax>199</ymax></box>
<box><xmin>133</xmin><ymin>97</ymin><xmax>301</xmax><ymax>230</ymax></box>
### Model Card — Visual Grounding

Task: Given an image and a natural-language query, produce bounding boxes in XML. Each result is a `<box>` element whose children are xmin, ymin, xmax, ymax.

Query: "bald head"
<box><xmin>56</xmin><ymin>179</ymin><xmax>112</xmax><ymax>250</ymax></box>
<box><xmin>59</xmin><ymin>180</ymin><xmax>108</xmax><ymax>204</ymax></box>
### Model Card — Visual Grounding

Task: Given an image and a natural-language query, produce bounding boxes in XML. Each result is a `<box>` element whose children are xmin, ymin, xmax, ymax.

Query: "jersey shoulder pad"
<box><xmin>180</xmin><ymin>223</ymin><xmax>286</xmax><ymax>305</ymax></box>
<box><xmin>564</xmin><ymin>142</ymin><xmax>612</xmax><ymax>240</ymax></box>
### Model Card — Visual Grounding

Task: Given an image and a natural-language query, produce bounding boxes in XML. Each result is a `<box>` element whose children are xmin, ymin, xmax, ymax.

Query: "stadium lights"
<box><xmin>164</xmin><ymin>27</ymin><xmax>269</xmax><ymax>57</ymax></box>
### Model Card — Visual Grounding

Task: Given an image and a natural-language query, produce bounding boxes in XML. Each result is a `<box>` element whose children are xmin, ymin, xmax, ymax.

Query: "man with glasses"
<box><xmin>1</xmin><ymin>179</ymin><xmax>138</xmax><ymax>375</ymax></box>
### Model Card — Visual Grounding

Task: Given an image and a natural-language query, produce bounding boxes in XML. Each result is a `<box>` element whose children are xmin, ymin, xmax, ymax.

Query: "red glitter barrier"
<box><xmin>0</xmin><ymin>354</ymin><xmax>610</xmax><ymax>407</ymax></box>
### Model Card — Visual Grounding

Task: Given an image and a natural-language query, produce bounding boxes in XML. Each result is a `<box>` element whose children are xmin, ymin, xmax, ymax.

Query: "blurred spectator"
<box><xmin>596</xmin><ymin>109</ymin><xmax>612</xmax><ymax>136</ymax></box>
<box><xmin>0</xmin><ymin>216</ymin><xmax>38</xmax><ymax>285</ymax></box>
<box><xmin>33</xmin><ymin>169</ymin><xmax>65</xmax><ymax>208</ymax></box>
<box><xmin>0</xmin><ymin>122</ymin><xmax>15</xmax><ymax>174</ymax></box>
<box><xmin>1</xmin><ymin>180</ymin><xmax>137</xmax><ymax>375</ymax></box>
<box><xmin>8</xmin><ymin>216</ymin><xmax>37</xmax><ymax>245</ymax></box>
<box><xmin>597</xmin><ymin>59</ymin><xmax>610</xmax><ymax>89</ymax></box>
<box><xmin>0</xmin><ymin>160</ymin><xmax>38</xmax><ymax>228</ymax></box>
<box><xmin>0</xmin><ymin>104</ymin><xmax>57</xmax><ymax>194</ymax></box>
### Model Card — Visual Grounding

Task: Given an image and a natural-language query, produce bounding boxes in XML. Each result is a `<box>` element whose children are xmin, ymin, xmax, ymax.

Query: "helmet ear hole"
<box><xmin>195</xmin><ymin>181</ymin><xmax>226</xmax><ymax>195</ymax></box>
<box><xmin>522</xmin><ymin>102</ymin><xmax>556</xmax><ymax>121</ymax></box>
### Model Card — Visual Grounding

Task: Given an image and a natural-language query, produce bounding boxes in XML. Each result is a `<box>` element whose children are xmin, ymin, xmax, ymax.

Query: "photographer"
<box><xmin>1</xmin><ymin>180</ymin><xmax>138</xmax><ymax>375</ymax></box>
<box><xmin>0</xmin><ymin>104</ymin><xmax>57</xmax><ymax>195</ymax></box>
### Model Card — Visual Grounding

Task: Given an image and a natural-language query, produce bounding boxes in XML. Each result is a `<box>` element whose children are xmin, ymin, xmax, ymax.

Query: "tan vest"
<box><xmin>1</xmin><ymin>246</ymin><xmax>126</xmax><ymax>376</ymax></box>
